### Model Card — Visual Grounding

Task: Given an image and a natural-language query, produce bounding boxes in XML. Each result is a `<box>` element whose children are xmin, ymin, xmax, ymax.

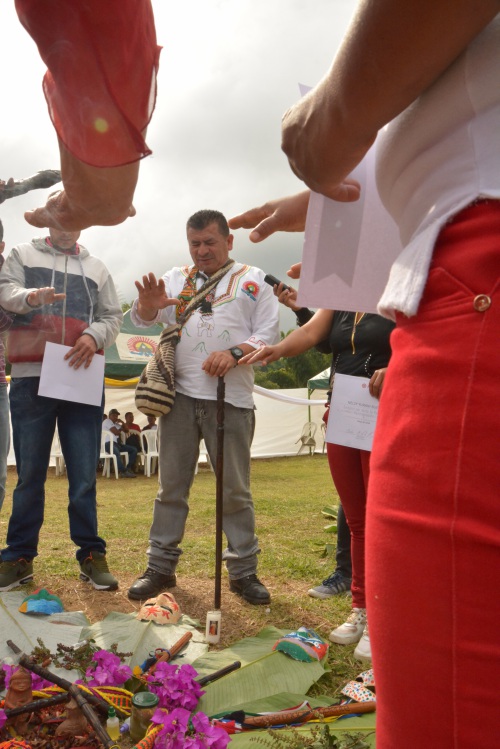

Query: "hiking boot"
<box><xmin>79</xmin><ymin>552</ymin><xmax>118</xmax><ymax>591</ymax></box>
<box><xmin>128</xmin><ymin>568</ymin><xmax>177</xmax><ymax>600</ymax></box>
<box><xmin>229</xmin><ymin>574</ymin><xmax>270</xmax><ymax>605</ymax></box>
<box><xmin>308</xmin><ymin>570</ymin><xmax>352</xmax><ymax>599</ymax></box>
<box><xmin>0</xmin><ymin>558</ymin><xmax>34</xmax><ymax>591</ymax></box>
<box><xmin>329</xmin><ymin>608</ymin><xmax>367</xmax><ymax>645</ymax></box>
<box><xmin>353</xmin><ymin>624</ymin><xmax>372</xmax><ymax>662</ymax></box>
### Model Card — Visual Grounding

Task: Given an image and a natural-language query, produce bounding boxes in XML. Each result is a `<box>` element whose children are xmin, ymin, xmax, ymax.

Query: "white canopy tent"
<box><xmin>5</xmin><ymin>385</ymin><xmax>328</xmax><ymax>466</ymax></box>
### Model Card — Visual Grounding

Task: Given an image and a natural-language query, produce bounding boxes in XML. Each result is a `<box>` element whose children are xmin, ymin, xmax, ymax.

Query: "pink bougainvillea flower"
<box><xmin>145</xmin><ymin>662</ymin><xmax>204</xmax><ymax>712</ymax></box>
<box><xmin>85</xmin><ymin>650</ymin><xmax>132</xmax><ymax>687</ymax></box>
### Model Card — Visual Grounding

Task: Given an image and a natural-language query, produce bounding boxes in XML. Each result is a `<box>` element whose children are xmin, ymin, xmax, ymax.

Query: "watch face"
<box><xmin>230</xmin><ymin>347</ymin><xmax>244</xmax><ymax>360</ymax></box>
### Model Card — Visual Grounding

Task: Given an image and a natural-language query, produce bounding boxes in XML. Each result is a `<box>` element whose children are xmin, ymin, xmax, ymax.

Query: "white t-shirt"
<box><xmin>102</xmin><ymin>418</ymin><xmax>120</xmax><ymax>443</ymax></box>
<box><xmin>131</xmin><ymin>262</ymin><xmax>280</xmax><ymax>409</ymax></box>
<box><xmin>376</xmin><ymin>14</ymin><xmax>500</xmax><ymax>317</ymax></box>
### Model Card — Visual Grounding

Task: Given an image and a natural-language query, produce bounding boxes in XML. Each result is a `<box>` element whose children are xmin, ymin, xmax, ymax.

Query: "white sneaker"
<box><xmin>329</xmin><ymin>608</ymin><xmax>366</xmax><ymax>645</ymax></box>
<box><xmin>353</xmin><ymin>624</ymin><xmax>372</xmax><ymax>661</ymax></box>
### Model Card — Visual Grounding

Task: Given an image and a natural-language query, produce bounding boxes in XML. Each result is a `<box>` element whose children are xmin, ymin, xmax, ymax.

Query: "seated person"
<box><xmin>124</xmin><ymin>411</ymin><xmax>142</xmax><ymax>451</ymax></box>
<box><xmin>142</xmin><ymin>415</ymin><xmax>157</xmax><ymax>431</ymax></box>
<box><xmin>102</xmin><ymin>409</ymin><xmax>137</xmax><ymax>478</ymax></box>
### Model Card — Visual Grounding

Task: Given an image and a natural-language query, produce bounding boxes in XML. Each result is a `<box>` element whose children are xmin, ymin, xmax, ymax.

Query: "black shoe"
<box><xmin>121</xmin><ymin>470</ymin><xmax>137</xmax><ymax>478</ymax></box>
<box><xmin>128</xmin><ymin>568</ymin><xmax>176</xmax><ymax>600</ymax></box>
<box><xmin>229</xmin><ymin>574</ymin><xmax>270</xmax><ymax>605</ymax></box>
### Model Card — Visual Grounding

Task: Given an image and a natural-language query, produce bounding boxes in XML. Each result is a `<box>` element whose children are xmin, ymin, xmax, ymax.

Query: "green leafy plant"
<box><xmin>321</xmin><ymin>505</ymin><xmax>338</xmax><ymax>533</ymax></box>
<box><xmin>251</xmin><ymin>725</ymin><xmax>373</xmax><ymax>749</ymax></box>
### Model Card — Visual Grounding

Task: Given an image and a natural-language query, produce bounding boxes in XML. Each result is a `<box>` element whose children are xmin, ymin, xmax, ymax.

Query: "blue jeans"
<box><xmin>148</xmin><ymin>392</ymin><xmax>260</xmax><ymax>579</ymax></box>
<box><xmin>106</xmin><ymin>440</ymin><xmax>137</xmax><ymax>472</ymax></box>
<box><xmin>2</xmin><ymin>377</ymin><xmax>106</xmax><ymax>563</ymax></box>
<box><xmin>0</xmin><ymin>384</ymin><xmax>9</xmax><ymax>512</ymax></box>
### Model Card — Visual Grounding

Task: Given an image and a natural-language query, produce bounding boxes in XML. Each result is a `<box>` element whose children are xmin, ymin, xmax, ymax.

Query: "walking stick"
<box><xmin>214</xmin><ymin>375</ymin><xmax>225</xmax><ymax>610</ymax></box>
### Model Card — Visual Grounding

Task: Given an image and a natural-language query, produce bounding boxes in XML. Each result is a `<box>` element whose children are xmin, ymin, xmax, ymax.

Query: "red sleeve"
<box><xmin>16</xmin><ymin>0</ymin><xmax>161</xmax><ymax>167</ymax></box>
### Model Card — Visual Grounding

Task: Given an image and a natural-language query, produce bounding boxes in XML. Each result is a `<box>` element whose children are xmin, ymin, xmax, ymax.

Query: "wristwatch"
<box><xmin>229</xmin><ymin>346</ymin><xmax>244</xmax><ymax>363</ymax></box>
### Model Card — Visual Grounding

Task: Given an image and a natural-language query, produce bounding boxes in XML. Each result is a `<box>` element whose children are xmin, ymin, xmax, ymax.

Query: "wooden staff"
<box><xmin>197</xmin><ymin>660</ymin><xmax>241</xmax><ymax>687</ymax></box>
<box><xmin>214</xmin><ymin>375</ymin><xmax>225</xmax><ymax>610</ymax></box>
<box><xmin>4</xmin><ymin>692</ymin><xmax>71</xmax><ymax>718</ymax></box>
<box><xmin>147</xmin><ymin>631</ymin><xmax>193</xmax><ymax>674</ymax></box>
<box><xmin>243</xmin><ymin>700</ymin><xmax>376</xmax><ymax>728</ymax></box>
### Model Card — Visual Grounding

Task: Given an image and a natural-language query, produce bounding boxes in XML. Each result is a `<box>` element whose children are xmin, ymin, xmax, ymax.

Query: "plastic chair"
<box><xmin>141</xmin><ymin>430</ymin><xmax>159</xmax><ymax>477</ymax></box>
<box><xmin>321</xmin><ymin>421</ymin><xmax>327</xmax><ymax>454</ymax></box>
<box><xmin>50</xmin><ymin>432</ymin><xmax>66</xmax><ymax>476</ymax></box>
<box><xmin>296</xmin><ymin>422</ymin><xmax>317</xmax><ymax>456</ymax></box>
<box><xmin>100</xmin><ymin>429</ymin><xmax>120</xmax><ymax>479</ymax></box>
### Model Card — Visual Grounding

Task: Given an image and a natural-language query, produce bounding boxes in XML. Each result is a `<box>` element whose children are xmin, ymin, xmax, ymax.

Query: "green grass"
<box><xmin>1</xmin><ymin>456</ymin><xmax>365</xmax><ymax>699</ymax></box>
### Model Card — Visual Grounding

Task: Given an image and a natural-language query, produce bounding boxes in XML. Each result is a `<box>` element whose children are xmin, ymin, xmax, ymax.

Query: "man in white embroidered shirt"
<box><xmin>128</xmin><ymin>210</ymin><xmax>279</xmax><ymax>605</ymax></box>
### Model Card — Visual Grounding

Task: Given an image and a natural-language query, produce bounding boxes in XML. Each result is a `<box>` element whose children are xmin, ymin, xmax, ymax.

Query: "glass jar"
<box><xmin>130</xmin><ymin>691</ymin><xmax>159</xmax><ymax>743</ymax></box>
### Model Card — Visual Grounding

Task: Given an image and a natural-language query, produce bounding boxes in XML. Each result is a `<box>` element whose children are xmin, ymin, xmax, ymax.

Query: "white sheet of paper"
<box><xmin>326</xmin><ymin>373</ymin><xmax>379</xmax><ymax>451</ymax></box>
<box><xmin>297</xmin><ymin>138</ymin><xmax>402</xmax><ymax>313</ymax></box>
<box><xmin>38</xmin><ymin>342</ymin><xmax>105</xmax><ymax>406</ymax></box>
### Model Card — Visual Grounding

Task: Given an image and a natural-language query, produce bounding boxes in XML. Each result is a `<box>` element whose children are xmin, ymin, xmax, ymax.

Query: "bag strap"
<box><xmin>178</xmin><ymin>259</ymin><xmax>235</xmax><ymax>325</ymax></box>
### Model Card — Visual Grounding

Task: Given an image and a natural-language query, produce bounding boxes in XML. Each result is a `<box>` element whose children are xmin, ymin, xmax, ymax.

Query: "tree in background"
<box><xmin>254</xmin><ymin>330</ymin><xmax>330</xmax><ymax>389</ymax></box>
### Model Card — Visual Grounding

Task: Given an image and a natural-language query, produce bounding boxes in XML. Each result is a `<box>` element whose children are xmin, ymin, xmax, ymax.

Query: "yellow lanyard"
<box><xmin>351</xmin><ymin>312</ymin><xmax>366</xmax><ymax>354</ymax></box>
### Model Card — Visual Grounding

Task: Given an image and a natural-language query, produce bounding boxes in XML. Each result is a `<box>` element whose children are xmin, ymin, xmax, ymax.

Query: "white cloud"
<box><xmin>1</xmin><ymin>0</ymin><xmax>357</xmax><ymax>328</ymax></box>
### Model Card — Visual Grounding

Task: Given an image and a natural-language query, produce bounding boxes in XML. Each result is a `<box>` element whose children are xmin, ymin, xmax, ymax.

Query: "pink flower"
<box><xmin>85</xmin><ymin>650</ymin><xmax>132</xmax><ymax>687</ymax></box>
<box><xmin>145</xmin><ymin>663</ymin><xmax>204</xmax><ymax>712</ymax></box>
<box><xmin>0</xmin><ymin>708</ymin><xmax>8</xmax><ymax>730</ymax></box>
<box><xmin>152</xmin><ymin>708</ymin><xmax>231</xmax><ymax>749</ymax></box>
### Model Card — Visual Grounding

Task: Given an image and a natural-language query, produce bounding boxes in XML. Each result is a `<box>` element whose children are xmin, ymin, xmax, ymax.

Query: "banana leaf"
<box><xmin>193</xmin><ymin>627</ymin><xmax>328</xmax><ymax>718</ymax></box>
<box><xmin>80</xmin><ymin>611</ymin><xmax>207</xmax><ymax>669</ymax></box>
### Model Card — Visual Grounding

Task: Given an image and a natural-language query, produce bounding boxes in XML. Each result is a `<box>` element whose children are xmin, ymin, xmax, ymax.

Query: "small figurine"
<box><xmin>55</xmin><ymin>698</ymin><xmax>90</xmax><ymax>737</ymax></box>
<box><xmin>4</xmin><ymin>666</ymin><xmax>33</xmax><ymax>734</ymax></box>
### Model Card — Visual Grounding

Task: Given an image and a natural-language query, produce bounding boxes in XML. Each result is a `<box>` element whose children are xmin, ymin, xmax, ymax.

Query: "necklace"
<box><xmin>351</xmin><ymin>312</ymin><xmax>366</xmax><ymax>354</ymax></box>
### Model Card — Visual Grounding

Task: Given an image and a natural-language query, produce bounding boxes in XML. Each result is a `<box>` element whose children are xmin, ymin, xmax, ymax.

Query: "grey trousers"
<box><xmin>147</xmin><ymin>391</ymin><xmax>260</xmax><ymax>579</ymax></box>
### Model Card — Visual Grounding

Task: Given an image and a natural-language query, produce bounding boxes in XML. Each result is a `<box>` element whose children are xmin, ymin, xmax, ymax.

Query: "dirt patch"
<box><xmin>27</xmin><ymin>572</ymin><xmax>337</xmax><ymax>651</ymax></box>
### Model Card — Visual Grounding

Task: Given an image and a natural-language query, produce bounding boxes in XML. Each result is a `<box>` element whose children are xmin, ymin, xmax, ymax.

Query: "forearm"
<box><xmin>276</xmin><ymin>309</ymin><xmax>333</xmax><ymax>358</ymax></box>
<box><xmin>282</xmin><ymin>0</ymin><xmax>500</xmax><ymax>190</ymax></box>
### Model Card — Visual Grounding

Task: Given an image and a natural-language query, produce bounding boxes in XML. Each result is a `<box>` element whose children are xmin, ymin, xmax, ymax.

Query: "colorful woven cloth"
<box><xmin>273</xmin><ymin>628</ymin><xmax>328</xmax><ymax>662</ymax></box>
<box><xmin>18</xmin><ymin>589</ymin><xmax>64</xmax><ymax>615</ymax></box>
<box><xmin>33</xmin><ymin>685</ymin><xmax>133</xmax><ymax>715</ymax></box>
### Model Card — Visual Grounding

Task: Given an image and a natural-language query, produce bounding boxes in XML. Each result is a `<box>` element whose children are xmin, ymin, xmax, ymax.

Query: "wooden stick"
<box><xmin>66</xmin><ymin>683</ymin><xmax>119</xmax><ymax>749</ymax></box>
<box><xmin>148</xmin><ymin>631</ymin><xmax>193</xmax><ymax>674</ymax></box>
<box><xmin>197</xmin><ymin>660</ymin><xmax>241</xmax><ymax>687</ymax></box>
<box><xmin>243</xmin><ymin>700</ymin><xmax>376</xmax><ymax>728</ymax></box>
<box><xmin>6</xmin><ymin>641</ymin><xmax>127</xmax><ymax>720</ymax></box>
<box><xmin>8</xmin><ymin>651</ymin><xmax>118</xmax><ymax>749</ymax></box>
<box><xmin>15</xmin><ymin>653</ymin><xmax>116</xmax><ymax>718</ymax></box>
<box><xmin>4</xmin><ymin>692</ymin><xmax>71</xmax><ymax>718</ymax></box>
<box><xmin>214</xmin><ymin>376</ymin><xmax>225</xmax><ymax>610</ymax></box>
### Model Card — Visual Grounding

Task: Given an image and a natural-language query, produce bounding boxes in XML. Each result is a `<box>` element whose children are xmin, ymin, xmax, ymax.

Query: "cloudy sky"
<box><xmin>1</xmin><ymin>0</ymin><xmax>357</xmax><ymax>330</ymax></box>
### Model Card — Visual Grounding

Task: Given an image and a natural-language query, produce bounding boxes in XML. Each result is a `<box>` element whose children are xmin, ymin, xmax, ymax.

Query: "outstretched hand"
<box><xmin>239</xmin><ymin>345</ymin><xmax>282</xmax><ymax>368</ymax></box>
<box><xmin>27</xmin><ymin>287</ymin><xmax>66</xmax><ymax>307</ymax></box>
<box><xmin>228</xmin><ymin>192</ymin><xmax>311</xmax><ymax>242</ymax></box>
<box><xmin>135</xmin><ymin>273</ymin><xmax>179</xmax><ymax>321</ymax></box>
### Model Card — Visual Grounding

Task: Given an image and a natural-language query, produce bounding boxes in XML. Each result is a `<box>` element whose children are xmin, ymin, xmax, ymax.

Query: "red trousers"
<box><xmin>366</xmin><ymin>202</ymin><xmax>500</xmax><ymax>748</ymax></box>
<box><xmin>327</xmin><ymin>442</ymin><xmax>370</xmax><ymax>609</ymax></box>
